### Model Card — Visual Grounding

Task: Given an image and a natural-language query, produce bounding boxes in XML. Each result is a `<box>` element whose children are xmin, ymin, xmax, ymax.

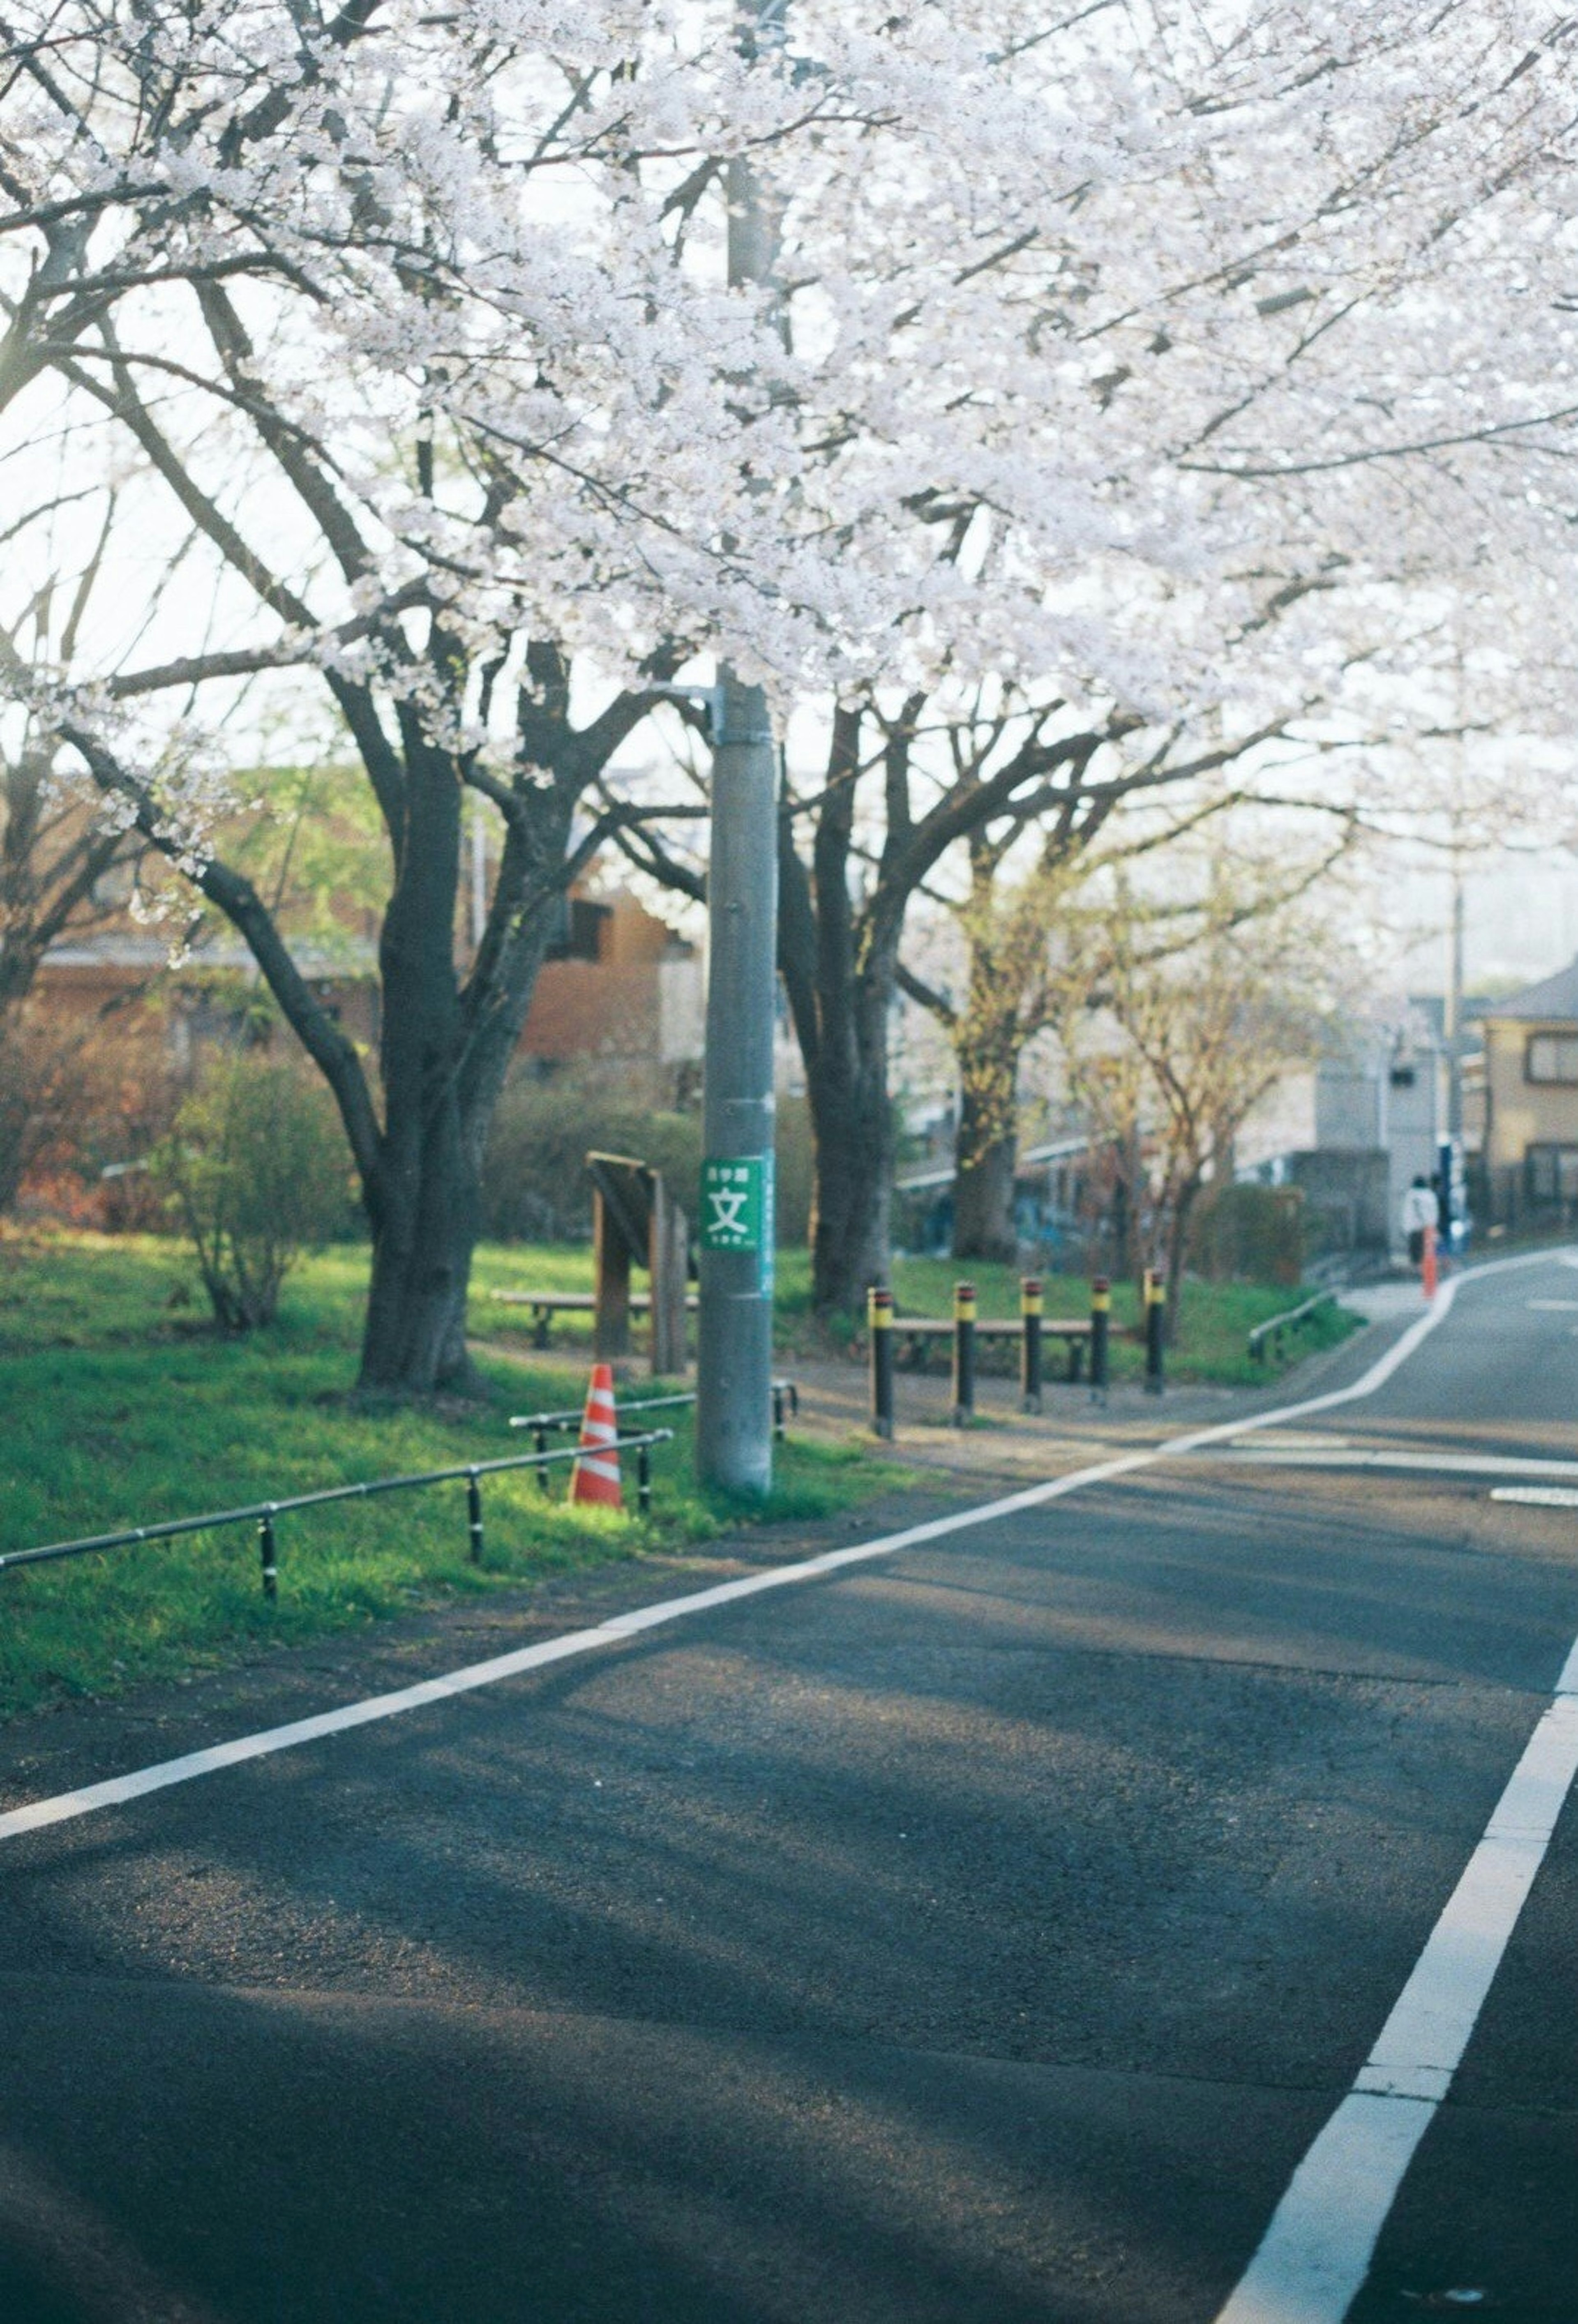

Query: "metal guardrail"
<box><xmin>509</xmin><ymin>1381</ymin><xmax>799</xmax><ymax>1468</ymax></box>
<box><xmin>0</xmin><ymin>1430</ymin><xmax>676</xmax><ymax>1600</ymax></box>
<box><xmin>1248</xmin><ymin>1289</ymin><xmax>1336</xmax><ymax>1363</ymax></box>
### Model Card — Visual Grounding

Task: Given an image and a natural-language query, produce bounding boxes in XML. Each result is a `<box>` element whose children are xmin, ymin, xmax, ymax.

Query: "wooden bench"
<box><xmin>890</xmin><ymin>1315</ymin><xmax>1094</xmax><ymax>1382</ymax></box>
<box><xmin>491</xmin><ymin>1288</ymin><xmax>699</xmax><ymax>1350</ymax></box>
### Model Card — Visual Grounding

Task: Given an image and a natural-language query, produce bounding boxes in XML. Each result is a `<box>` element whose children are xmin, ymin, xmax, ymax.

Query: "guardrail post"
<box><xmin>258</xmin><ymin>1508</ymin><xmax>278</xmax><ymax>1600</ymax></box>
<box><xmin>637</xmin><ymin>1442</ymin><xmax>652</xmax><ymax>1516</ymax></box>
<box><xmin>1143</xmin><ymin>1270</ymin><xmax>1166</xmax><ymax>1395</ymax></box>
<box><xmin>535</xmin><ymin>1423</ymin><xmax>551</xmax><ymax>1492</ymax></box>
<box><xmin>1020</xmin><ymin>1277</ymin><xmax>1043</xmax><ymax>1414</ymax></box>
<box><xmin>1091</xmin><ymin>1277</ymin><xmax>1110</xmax><ymax>1402</ymax></box>
<box><xmin>467</xmin><ymin>1470</ymin><xmax>484</xmax><ymax>1565</ymax></box>
<box><xmin>869</xmin><ymin>1286</ymin><xmax>895</xmax><ymax>1439</ymax></box>
<box><xmin>953</xmin><ymin>1280</ymin><xmax>977</xmax><ymax>1426</ymax></box>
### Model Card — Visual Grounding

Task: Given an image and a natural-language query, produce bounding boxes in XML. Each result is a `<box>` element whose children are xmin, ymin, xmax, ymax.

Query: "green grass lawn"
<box><xmin>0</xmin><ymin>1233</ymin><xmax>902</xmax><ymax>1725</ymax></box>
<box><xmin>476</xmin><ymin>1240</ymin><xmax>1359</xmax><ymax>1386</ymax></box>
<box><xmin>768</xmin><ymin>1248</ymin><xmax>1360</xmax><ymax>1386</ymax></box>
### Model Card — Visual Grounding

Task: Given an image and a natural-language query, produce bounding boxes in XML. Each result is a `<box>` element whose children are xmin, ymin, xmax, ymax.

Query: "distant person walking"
<box><xmin>1401</xmin><ymin>1175</ymin><xmax>1439</xmax><ymax>1270</ymax></box>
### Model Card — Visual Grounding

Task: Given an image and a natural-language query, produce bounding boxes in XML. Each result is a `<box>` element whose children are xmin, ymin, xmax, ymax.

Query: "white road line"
<box><xmin>1224</xmin><ymin>1449</ymin><xmax>1578</xmax><ymax>1480</ymax></box>
<box><xmin>1215</xmin><ymin>1660</ymin><xmax>1578</xmax><ymax>2324</ymax></box>
<box><xmin>1212</xmin><ymin>1255</ymin><xmax>1578</xmax><ymax>2324</ymax></box>
<box><xmin>0</xmin><ymin>1252</ymin><xmax>1558</xmax><ymax>1849</ymax></box>
<box><xmin>5</xmin><ymin>1248</ymin><xmax>1578</xmax><ymax>2321</ymax></box>
<box><xmin>1493</xmin><ymin>1485</ymin><xmax>1578</xmax><ymax>1510</ymax></box>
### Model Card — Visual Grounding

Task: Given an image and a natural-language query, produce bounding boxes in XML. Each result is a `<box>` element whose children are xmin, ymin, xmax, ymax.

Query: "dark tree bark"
<box><xmin>621</xmin><ymin>701</ymin><xmax>1119</xmax><ymax>1316</ymax></box>
<box><xmin>773</xmin><ymin>709</ymin><xmax>895</xmax><ymax>1313</ymax></box>
<box><xmin>27</xmin><ymin>290</ymin><xmax>689</xmax><ymax>1394</ymax></box>
<box><xmin>904</xmin><ymin>732</ymin><xmax>1297</xmax><ymax>1275</ymax></box>
<box><xmin>953</xmin><ymin>1041</ymin><xmax>1020</xmax><ymax>1261</ymax></box>
<box><xmin>57</xmin><ymin>630</ymin><xmax>661</xmax><ymax>1394</ymax></box>
<box><xmin>774</xmin><ymin>703</ymin><xmax>1116</xmax><ymax>1314</ymax></box>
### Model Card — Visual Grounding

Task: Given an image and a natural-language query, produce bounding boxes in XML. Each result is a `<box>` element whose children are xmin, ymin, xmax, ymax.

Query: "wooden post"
<box><xmin>1143</xmin><ymin>1268</ymin><xmax>1165</xmax><ymax>1394</ymax></box>
<box><xmin>1020</xmin><ymin>1277</ymin><xmax>1043</xmax><ymax>1414</ymax></box>
<box><xmin>593</xmin><ymin>1187</ymin><xmax>632</xmax><ymax>1360</ymax></box>
<box><xmin>1090</xmin><ymin>1277</ymin><xmax>1111</xmax><ymax>1400</ymax></box>
<box><xmin>869</xmin><ymin>1286</ymin><xmax>895</xmax><ymax>1439</ymax></box>
<box><xmin>650</xmin><ymin>1181</ymin><xmax>690</xmax><ymax>1377</ymax></box>
<box><xmin>952</xmin><ymin>1280</ymin><xmax>977</xmax><ymax>1426</ymax></box>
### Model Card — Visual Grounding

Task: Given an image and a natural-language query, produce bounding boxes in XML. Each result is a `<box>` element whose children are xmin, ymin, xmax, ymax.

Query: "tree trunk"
<box><xmin>776</xmin><ymin>710</ymin><xmax>907</xmax><ymax>1317</ymax></box>
<box><xmin>953</xmin><ymin>1003</ymin><xmax>1021</xmax><ymax>1262</ymax></box>
<box><xmin>954</xmin><ymin>1126</ymin><xmax>1018</xmax><ymax>1261</ymax></box>
<box><xmin>1163</xmin><ymin>1176</ymin><xmax>1202</xmax><ymax>1343</ymax></box>
<box><xmin>356</xmin><ymin>729</ymin><xmax>476</xmax><ymax>1394</ymax></box>
<box><xmin>805</xmin><ymin>1033</ymin><xmax>894</xmax><ymax>1316</ymax></box>
<box><xmin>360</xmin><ymin>1124</ymin><xmax>479</xmax><ymax>1392</ymax></box>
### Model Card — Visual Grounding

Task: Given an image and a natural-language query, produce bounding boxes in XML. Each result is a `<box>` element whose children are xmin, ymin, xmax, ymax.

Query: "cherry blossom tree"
<box><xmin>1055</xmin><ymin>853</ymin><xmax>1346</xmax><ymax>1316</ymax></box>
<box><xmin>0</xmin><ymin>1</ymin><xmax>840</xmax><ymax>1388</ymax></box>
<box><xmin>747</xmin><ymin>0</ymin><xmax>1578</xmax><ymax>1308</ymax></box>
<box><xmin>3</xmin><ymin>0</ymin><xmax>1577</xmax><ymax>1353</ymax></box>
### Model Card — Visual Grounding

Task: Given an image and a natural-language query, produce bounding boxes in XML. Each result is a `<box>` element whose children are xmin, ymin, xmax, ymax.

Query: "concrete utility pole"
<box><xmin>1446</xmin><ymin>866</ymin><xmax>1465</xmax><ymax>1142</ymax></box>
<box><xmin>695</xmin><ymin>0</ymin><xmax>785</xmax><ymax>1496</ymax></box>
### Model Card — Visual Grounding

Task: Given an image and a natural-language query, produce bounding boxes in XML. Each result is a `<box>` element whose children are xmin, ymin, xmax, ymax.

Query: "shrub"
<box><xmin>0</xmin><ymin>1010</ymin><xmax>90</xmax><ymax>1215</ymax></box>
<box><xmin>481</xmin><ymin>1065</ymin><xmax>699</xmax><ymax>1240</ymax></box>
<box><xmin>481</xmin><ymin>1065</ymin><xmax>814</xmax><ymax>1247</ymax></box>
<box><xmin>1188</xmin><ymin>1180</ymin><xmax>1304</xmax><ymax>1287</ymax></box>
<box><xmin>3</xmin><ymin>997</ymin><xmax>190</xmax><ymax>1227</ymax></box>
<box><xmin>150</xmin><ymin>1056</ymin><xmax>355</xmax><ymax>1329</ymax></box>
<box><xmin>773</xmin><ymin>1094</ymin><xmax>813</xmax><ymax>1246</ymax></box>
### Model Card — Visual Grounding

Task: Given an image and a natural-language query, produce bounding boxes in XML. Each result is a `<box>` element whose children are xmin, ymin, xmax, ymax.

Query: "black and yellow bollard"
<box><xmin>258</xmin><ymin>1507</ymin><xmax>278</xmax><ymax>1600</ymax></box>
<box><xmin>953</xmin><ymin>1280</ymin><xmax>977</xmax><ymax>1426</ymax></box>
<box><xmin>467</xmin><ymin>1469</ymin><xmax>484</xmax><ymax>1565</ymax></box>
<box><xmin>1143</xmin><ymin>1269</ymin><xmax>1166</xmax><ymax>1395</ymax></box>
<box><xmin>869</xmin><ymin>1285</ymin><xmax>895</xmax><ymax>1439</ymax></box>
<box><xmin>1090</xmin><ymin>1276</ymin><xmax>1111</xmax><ymax>1402</ymax></box>
<box><xmin>1020</xmin><ymin>1277</ymin><xmax>1043</xmax><ymax>1413</ymax></box>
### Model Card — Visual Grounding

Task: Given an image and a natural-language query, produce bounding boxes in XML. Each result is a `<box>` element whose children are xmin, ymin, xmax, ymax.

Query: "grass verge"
<box><xmin>477</xmin><ymin>1240</ymin><xmax>1363</xmax><ymax>1384</ymax></box>
<box><xmin>770</xmin><ymin>1251</ymin><xmax>1363</xmax><ymax>1386</ymax></box>
<box><xmin>0</xmin><ymin>1232</ymin><xmax>906</xmax><ymax>1727</ymax></box>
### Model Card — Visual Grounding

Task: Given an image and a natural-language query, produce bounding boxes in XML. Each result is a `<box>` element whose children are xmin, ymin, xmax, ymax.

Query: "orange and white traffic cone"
<box><xmin>569</xmin><ymin>1363</ymin><xmax>622</xmax><ymax>1509</ymax></box>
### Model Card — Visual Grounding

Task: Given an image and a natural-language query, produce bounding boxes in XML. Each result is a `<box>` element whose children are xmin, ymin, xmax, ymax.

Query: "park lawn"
<box><xmin>0</xmin><ymin>1232</ymin><xmax>904</xmax><ymax>1726</ymax></box>
<box><xmin>771</xmin><ymin>1249</ymin><xmax>1362</xmax><ymax>1385</ymax></box>
<box><xmin>474</xmin><ymin>1240</ymin><xmax>1361</xmax><ymax>1384</ymax></box>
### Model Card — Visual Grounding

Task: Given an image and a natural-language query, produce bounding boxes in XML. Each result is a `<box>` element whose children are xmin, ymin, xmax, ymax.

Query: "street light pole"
<box><xmin>695</xmin><ymin>0</ymin><xmax>785</xmax><ymax>1496</ymax></box>
<box><xmin>696</xmin><ymin>677</ymin><xmax>778</xmax><ymax>1494</ymax></box>
<box><xmin>1446</xmin><ymin>864</ymin><xmax>1465</xmax><ymax>1142</ymax></box>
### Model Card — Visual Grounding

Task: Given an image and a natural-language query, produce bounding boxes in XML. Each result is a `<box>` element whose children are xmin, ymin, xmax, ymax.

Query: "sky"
<box><xmin>1390</xmin><ymin>847</ymin><xmax>1578</xmax><ymax>1001</ymax></box>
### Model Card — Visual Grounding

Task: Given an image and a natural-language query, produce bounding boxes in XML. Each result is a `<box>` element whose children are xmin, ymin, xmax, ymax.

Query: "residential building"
<box><xmin>1476</xmin><ymin>957</ymin><xmax>1578</xmax><ymax>1227</ymax></box>
<box><xmin>30</xmin><ymin>879</ymin><xmax>704</xmax><ymax>1134</ymax></box>
<box><xmin>1238</xmin><ymin>1001</ymin><xmax>1456</xmax><ymax>1265</ymax></box>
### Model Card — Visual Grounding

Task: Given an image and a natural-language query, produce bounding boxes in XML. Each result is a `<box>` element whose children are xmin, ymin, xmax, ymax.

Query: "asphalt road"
<box><xmin>5</xmin><ymin>1256</ymin><xmax>1578</xmax><ymax>2322</ymax></box>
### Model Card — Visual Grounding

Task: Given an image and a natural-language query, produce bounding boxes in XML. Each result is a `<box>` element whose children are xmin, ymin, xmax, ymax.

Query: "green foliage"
<box><xmin>0</xmin><ymin>1233</ymin><xmax>906</xmax><ymax>1724</ymax></box>
<box><xmin>194</xmin><ymin>759</ymin><xmax>390</xmax><ymax>970</ymax></box>
<box><xmin>482</xmin><ymin>1065</ymin><xmax>703</xmax><ymax>1240</ymax></box>
<box><xmin>150</xmin><ymin>1056</ymin><xmax>355</xmax><ymax>1330</ymax></box>
<box><xmin>0</xmin><ymin>1010</ymin><xmax>84</xmax><ymax>1213</ymax></box>
<box><xmin>480</xmin><ymin>1070</ymin><xmax>813</xmax><ymax>1247</ymax></box>
<box><xmin>769</xmin><ymin>1247</ymin><xmax>1359</xmax><ymax>1384</ymax></box>
<box><xmin>772</xmin><ymin>1095</ymin><xmax>814</xmax><ymax>1245</ymax></box>
<box><xmin>1188</xmin><ymin>1181</ymin><xmax>1305</xmax><ymax>1286</ymax></box>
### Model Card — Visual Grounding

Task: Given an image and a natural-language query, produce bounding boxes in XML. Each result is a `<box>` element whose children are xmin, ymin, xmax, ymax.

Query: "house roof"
<box><xmin>1482</xmin><ymin>957</ymin><xmax>1578</xmax><ymax>1024</ymax></box>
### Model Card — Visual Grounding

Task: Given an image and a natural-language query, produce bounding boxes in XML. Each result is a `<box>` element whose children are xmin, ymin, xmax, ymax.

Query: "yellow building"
<box><xmin>1480</xmin><ymin>958</ymin><xmax>1578</xmax><ymax>1225</ymax></box>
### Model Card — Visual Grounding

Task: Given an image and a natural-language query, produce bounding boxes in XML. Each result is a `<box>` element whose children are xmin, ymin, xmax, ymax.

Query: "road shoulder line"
<box><xmin>4</xmin><ymin>1250</ymin><xmax>1558</xmax><ymax>1849</ymax></box>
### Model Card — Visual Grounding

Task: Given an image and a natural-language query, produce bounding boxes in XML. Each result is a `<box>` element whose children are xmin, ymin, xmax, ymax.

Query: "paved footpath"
<box><xmin>5</xmin><ymin>1256</ymin><xmax>1578</xmax><ymax>2322</ymax></box>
